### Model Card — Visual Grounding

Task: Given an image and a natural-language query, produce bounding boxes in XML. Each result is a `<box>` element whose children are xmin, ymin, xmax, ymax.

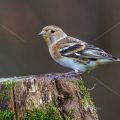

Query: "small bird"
<box><xmin>38</xmin><ymin>25</ymin><xmax>120</xmax><ymax>74</ymax></box>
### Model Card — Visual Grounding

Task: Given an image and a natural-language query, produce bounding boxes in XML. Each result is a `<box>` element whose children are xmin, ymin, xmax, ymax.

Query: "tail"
<box><xmin>116</xmin><ymin>59</ymin><xmax>120</xmax><ymax>62</ymax></box>
<box><xmin>113</xmin><ymin>57</ymin><xmax>120</xmax><ymax>62</ymax></box>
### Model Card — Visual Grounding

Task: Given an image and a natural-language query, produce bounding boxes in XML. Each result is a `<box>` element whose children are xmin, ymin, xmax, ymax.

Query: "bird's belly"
<box><xmin>55</xmin><ymin>57</ymin><xmax>108</xmax><ymax>72</ymax></box>
<box><xmin>56</xmin><ymin>57</ymin><xmax>87</xmax><ymax>72</ymax></box>
<box><xmin>86</xmin><ymin>61</ymin><xmax>97</xmax><ymax>70</ymax></box>
<box><xmin>86</xmin><ymin>59</ymin><xmax>112</xmax><ymax>70</ymax></box>
<box><xmin>57</xmin><ymin>58</ymin><xmax>99</xmax><ymax>71</ymax></box>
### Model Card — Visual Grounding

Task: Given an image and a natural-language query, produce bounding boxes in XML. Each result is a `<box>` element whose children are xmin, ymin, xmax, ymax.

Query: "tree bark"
<box><xmin>0</xmin><ymin>73</ymin><xmax>99</xmax><ymax>120</ymax></box>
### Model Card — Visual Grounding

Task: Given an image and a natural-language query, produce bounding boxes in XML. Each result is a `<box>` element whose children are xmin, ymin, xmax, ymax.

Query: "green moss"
<box><xmin>0</xmin><ymin>110</ymin><xmax>14</xmax><ymax>120</ymax></box>
<box><xmin>0</xmin><ymin>79</ymin><xmax>96</xmax><ymax>119</ymax></box>
<box><xmin>25</xmin><ymin>105</ymin><xmax>71</xmax><ymax>120</ymax></box>
<box><xmin>2</xmin><ymin>81</ymin><xmax>15</xmax><ymax>91</ymax></box>
<box><xmin>0</xmin><ymin>104</ymin><xmax>71</xmax><ymax>120</ymax></box>
<box><xmin>0</xmin><ymin>81</ymin><xmax>15</xmax><ymax>109</ymax></box>
<box><xmin>0</xmin><ymin>81</ymin><xmax>72</xmax><ymax>120</ymax></box>
<box><xmin>76</xmin><ymin>80</ymin><xmax>96</xmax><ymax>113</ymax></box>
<box><xmin>0</xmin><ymin>81</ymin><xmax>15</xmax><ymax>120</ymax></box>
<box><xmin>0</xmin><ymin>81</ymin><xmax>15</xmax><ymax>102</ymax></box>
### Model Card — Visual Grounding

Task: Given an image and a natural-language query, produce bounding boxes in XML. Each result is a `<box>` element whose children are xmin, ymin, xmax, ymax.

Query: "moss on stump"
<box><xmin>0</xmin><ymin>73</ymin><xmax>99</xmax><ymax>120</ymax></box>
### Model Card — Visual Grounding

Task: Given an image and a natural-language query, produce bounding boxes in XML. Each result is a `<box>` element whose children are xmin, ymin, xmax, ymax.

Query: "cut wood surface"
<box><xmin>0</xmin><ymin>73</ymin><xmax>99</xmax><ymax>120</ymax></box>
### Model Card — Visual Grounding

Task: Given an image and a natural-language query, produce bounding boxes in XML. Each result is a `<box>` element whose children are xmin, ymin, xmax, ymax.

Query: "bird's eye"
<box><xmin>51</xmin><ymin>30</ymin><xmax>55</xmax><ymax>33</ymax></box>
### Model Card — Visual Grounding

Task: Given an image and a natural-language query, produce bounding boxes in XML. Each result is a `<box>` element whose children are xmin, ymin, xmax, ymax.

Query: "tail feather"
<box><xmin>113</xmin><ymin>57</ymin><xmax>120</xmax><ymax>62</ymax></box>
<box><xmin>116</xmin><ymin>59</ymin><xmax>120</xmax><ymax>62</ymax></box>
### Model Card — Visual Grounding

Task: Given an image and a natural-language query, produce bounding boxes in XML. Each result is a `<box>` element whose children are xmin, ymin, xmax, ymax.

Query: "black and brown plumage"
<box><xmin>38</xmin><ymin>25</ymin><xmax>120</xmax><ymax>74</ymax></box>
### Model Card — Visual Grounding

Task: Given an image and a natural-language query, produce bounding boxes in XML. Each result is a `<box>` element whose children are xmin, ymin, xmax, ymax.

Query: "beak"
<box><xmin>37</xmin><ymin>31</ymin><xmax>46</xmax><ymax>36</ymax></box>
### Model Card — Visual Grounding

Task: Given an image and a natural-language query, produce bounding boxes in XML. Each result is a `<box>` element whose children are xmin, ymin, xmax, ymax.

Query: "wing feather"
<box><xmin>83</xmin><ymin>44</ymin><xmax>113</xmax><ymax>59</ymax></box>
<box><xmin>58</xmin><ymin>37</ymin><xmax>114</xmax><ymax>60</ymax></box>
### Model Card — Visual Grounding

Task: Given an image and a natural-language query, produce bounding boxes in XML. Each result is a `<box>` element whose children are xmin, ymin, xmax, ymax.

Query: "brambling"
<box><xmin>38</xmin><ymin>25</ymin><xmax>120</xmax><ymax>74</ymax></box>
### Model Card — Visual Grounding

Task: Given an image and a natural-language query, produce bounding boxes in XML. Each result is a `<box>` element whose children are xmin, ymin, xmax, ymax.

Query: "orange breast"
<box><xmin>49</xmin><ymin>43</ymin><xmax>62</xmax><ymax>60</ymax></box>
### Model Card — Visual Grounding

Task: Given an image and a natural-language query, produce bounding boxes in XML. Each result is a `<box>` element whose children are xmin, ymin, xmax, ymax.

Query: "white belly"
<box><xmin>55</xmin><ymin>57</ymin><xmax>102</xmax><ymax>73</ymax></box>
<box><xmin>56</xmin><ymin>57</ymin><xmax>87</xmax><ymax>72</ymax></box>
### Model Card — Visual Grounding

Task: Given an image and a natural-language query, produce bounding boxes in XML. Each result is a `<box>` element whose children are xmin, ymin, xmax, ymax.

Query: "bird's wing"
<box><xmin>59</xmin><ymin>37</ymin><xmax>114</xmax><ymax>60</ymax></box>
<box><xmin>82</xmin><ymin>44</ymin><xmax>114</xmax><ymax>59</ymax></box>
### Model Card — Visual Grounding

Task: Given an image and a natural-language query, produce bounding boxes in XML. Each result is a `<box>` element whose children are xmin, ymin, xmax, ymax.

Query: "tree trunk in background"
<box><xmin>0</xmin><ymin>73</ymin><xmax>99</xmax><ymax>120</ymax></box>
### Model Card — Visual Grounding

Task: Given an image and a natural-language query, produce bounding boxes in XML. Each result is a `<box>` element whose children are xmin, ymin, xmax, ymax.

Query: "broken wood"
<box><xmin>0</xmin><ymin>73</ymin><xmax>99</xmax><ymax>120</ymax></box>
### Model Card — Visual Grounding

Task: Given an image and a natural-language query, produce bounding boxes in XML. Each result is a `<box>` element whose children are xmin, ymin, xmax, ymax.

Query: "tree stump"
<box><xmin>0</xmin><ymin>73</ymin><xmax>99</xmax><ymax>120</ymax></box>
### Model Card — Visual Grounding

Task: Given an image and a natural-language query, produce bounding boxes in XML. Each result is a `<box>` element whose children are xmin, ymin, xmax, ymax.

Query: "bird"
<box><xmin>38</xmin><ymin>25</ymin><xmax>120</xmax><ymax>74</ymax></box>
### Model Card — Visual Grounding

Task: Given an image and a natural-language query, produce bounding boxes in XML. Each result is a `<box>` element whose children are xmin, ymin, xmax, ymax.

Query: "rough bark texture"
<box><xmin>0</xmin><ymin>73</ymin><xmax>99</xmax><ymax>120</ymax></box>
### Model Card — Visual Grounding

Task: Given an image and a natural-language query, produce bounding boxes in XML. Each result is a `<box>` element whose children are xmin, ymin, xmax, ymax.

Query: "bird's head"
<box><xmin>38</xmin><ymin>25</ymin><xmax>67</xmax><ymax>45</ymax></box>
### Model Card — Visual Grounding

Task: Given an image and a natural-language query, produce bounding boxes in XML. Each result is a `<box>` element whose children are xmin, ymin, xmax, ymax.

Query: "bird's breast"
<box><xmin>49</xmin><ymin>44</ymin><xmax>61</xmax><ymax>60</ymax></box>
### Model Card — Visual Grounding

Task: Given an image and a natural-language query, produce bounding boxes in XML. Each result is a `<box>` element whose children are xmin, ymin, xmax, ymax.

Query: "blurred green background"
<box><xmin>0</xmin><ymin>0</ymin><xmax>120</xmax><ymax>119</ymax></box>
